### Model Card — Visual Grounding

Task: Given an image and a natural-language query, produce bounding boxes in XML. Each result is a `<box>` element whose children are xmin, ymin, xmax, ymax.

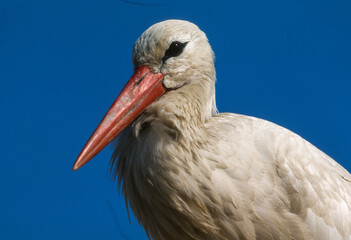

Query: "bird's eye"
<box><xmin>162</xmin><ymin>41</ymin><xmax>188</xmax><ymax>62</ymax></box>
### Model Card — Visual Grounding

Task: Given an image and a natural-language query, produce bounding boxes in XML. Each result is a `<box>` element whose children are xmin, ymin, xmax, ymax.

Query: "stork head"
<box><xmin>73</xmin><ymin>20</ymin><xmax>215</xmax><ymax>170</ymax></box>
<box><xmin>133</xmin><ymin>20</ymin><xmax>215</xmax><ymax>90</ymax></box>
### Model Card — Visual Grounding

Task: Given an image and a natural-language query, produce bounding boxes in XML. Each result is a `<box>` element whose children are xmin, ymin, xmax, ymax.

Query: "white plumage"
<box><xmin>74</xmin><ymin>20</ymin><xmax>351</xmax><ymax>240</ymax></box>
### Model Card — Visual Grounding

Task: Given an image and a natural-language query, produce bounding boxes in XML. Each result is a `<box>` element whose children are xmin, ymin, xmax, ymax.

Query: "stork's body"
<box><xmin>74</xmin><ymin>20</ymin><xmax>351</xmax><ymax>239</ymax></box>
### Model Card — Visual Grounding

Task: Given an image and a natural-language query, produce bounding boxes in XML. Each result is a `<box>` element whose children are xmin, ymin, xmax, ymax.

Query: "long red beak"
<box><xmin>73</xmin><ymin>66</ymin><xmax>165</xmax><ymax>171</ymax></box>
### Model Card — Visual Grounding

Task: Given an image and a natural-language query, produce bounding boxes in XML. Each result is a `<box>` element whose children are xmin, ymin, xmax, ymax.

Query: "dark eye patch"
<box><xmin>162</xmin><ymin>41</ymin><xmax>188</xmax><ymax>62</ymax></box>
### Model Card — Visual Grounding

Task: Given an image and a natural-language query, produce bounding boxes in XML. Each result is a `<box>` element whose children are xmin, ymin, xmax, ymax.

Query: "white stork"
<box><xmin>73</xmin><ymin>20</ymin><xmax>351</xmax><ymax>240</ymax></box>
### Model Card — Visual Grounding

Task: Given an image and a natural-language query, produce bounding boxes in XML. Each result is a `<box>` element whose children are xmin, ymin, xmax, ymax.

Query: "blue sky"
<box><xmin>1</xmin><ymin>0</ymin><xmax>350</xmax><ymax>239</ymax></box>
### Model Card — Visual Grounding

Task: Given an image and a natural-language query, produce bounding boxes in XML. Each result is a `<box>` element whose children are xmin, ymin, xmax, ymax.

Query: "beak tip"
<box><xmin>72</xmin><ymin>158</ymin><xmax>84</xmax><ymax>171</ymax></box>
<box><xmin>73</xmin><ymin>152</ymin><xmax>92</xmax><ymax>171</ymax></box>
<box><xmin>72</xmin><ymin>163</ymin><xmax>80</xmax><ymax>171</ymax></box>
